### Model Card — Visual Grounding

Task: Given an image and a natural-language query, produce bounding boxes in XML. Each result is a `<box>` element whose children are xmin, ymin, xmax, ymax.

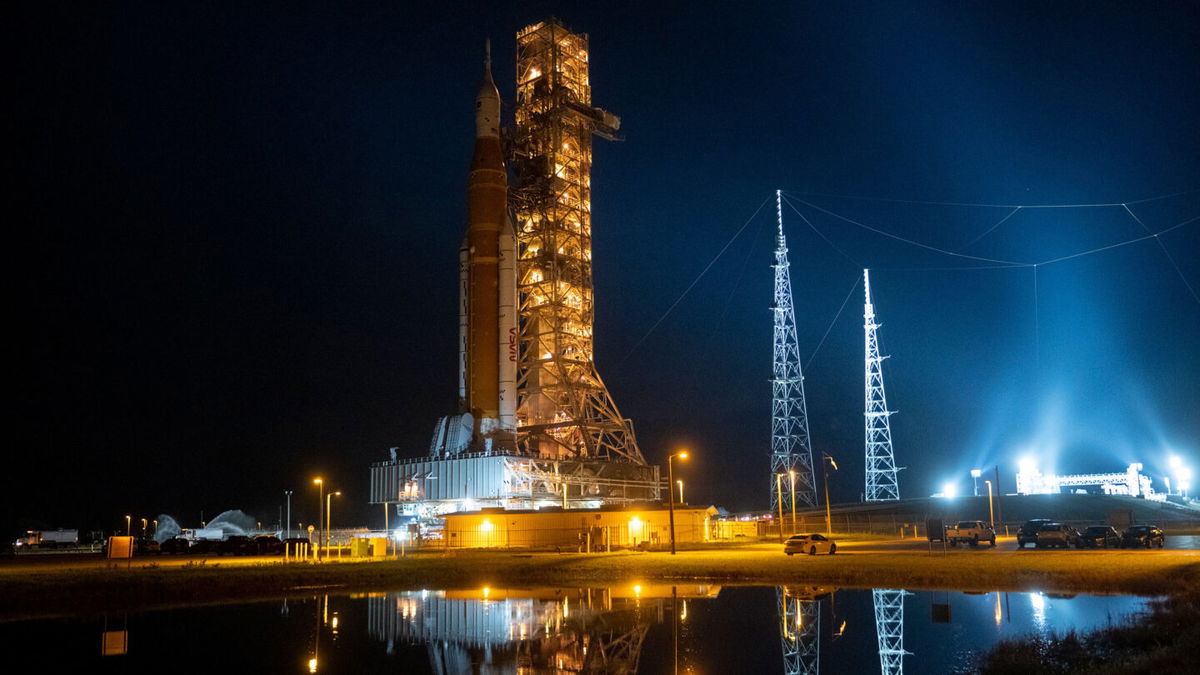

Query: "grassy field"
<box><xmin>2</xmin><ymin>537</ymin><xmax>1197</xmax><ymax>621</ymax></box>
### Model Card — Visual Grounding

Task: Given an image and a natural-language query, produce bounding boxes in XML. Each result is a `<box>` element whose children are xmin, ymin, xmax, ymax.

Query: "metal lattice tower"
<box><xmin>864</xmin><ymin>269</ymin><xmax>902</xmax><ymax>501</ymax></box>
<box><xmin>770</xmin><ymin>190</ymin><xmax>818</xmax><ymax>510</ymax></box>
<box><xmin>872</xmin><ymin>589</ymin><xmax>912</xmax><ymax>675</ymax></box>
<box><xmin>777</xmin><ymin>586</ymin><xmax>821</xmax><ymax>675</ymax></box>
<box><xmin>509</xmin><ymin>20</ymin><xmax>644</xmax><ymax>464</ymax></box>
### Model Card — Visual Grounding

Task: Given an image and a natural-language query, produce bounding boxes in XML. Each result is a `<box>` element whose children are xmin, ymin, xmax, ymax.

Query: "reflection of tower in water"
<box><xmin>364</xmin><ymin>587</ymin><xmax>714</xmax><ymax>673</ymax></box>
<box><xmin>872</xmin><ymin>589</ymin><xmax>912</xmax><ymax>674</ymax></box>
<box><xmin>777</xmin><ymin>586</ymin><xmax>822</xmax><ymax>675</ymax></box>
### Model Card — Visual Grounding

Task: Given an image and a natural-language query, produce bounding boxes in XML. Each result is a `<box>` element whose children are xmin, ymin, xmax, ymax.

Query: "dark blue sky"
<box><xmin>11</xmin><ymin>2</ymin><xmax>1199</xmax><ymax>531</ymax></box>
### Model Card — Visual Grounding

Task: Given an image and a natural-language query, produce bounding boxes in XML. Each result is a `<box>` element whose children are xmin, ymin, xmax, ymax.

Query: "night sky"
<box><xmin>11</xmin><ymin>2</ymin><xmax>1199</xmax><ymax>535</ymax></box>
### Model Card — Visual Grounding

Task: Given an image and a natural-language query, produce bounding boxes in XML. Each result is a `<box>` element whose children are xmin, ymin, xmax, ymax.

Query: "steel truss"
<box><xmin>777</xmin><ymin>586</ymin><xmax>821</xmax><ymax>675</ymax></box>
<box><xmin>872</xmin><ymin>589</ymin><xmax>912</xmax><ymax>675</ymax></box>
<box><xmin>770</xmin><ymin>190</ymin><xmax>818</xmax><ymax>510</ymax></box>
<box><xmin>864</xmin><ymin>269</ymin><xmax>902</xmax><ymax>501</ymax></box>
<box><xmin>503</xmin><ymin>457</ymin><xmax>661</xmax><ymax>505</ymax></box>
<box><xmin>510</xmin><ymin>19</ymin><xmax>643</xmax><ymax>465</ymax></box>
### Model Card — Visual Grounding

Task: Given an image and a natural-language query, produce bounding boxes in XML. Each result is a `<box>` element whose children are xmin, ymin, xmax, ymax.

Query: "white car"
<box><xmin>784</xmin><ymin>534</ymin><xmax>837</xmax><ymax>556</ymax></box>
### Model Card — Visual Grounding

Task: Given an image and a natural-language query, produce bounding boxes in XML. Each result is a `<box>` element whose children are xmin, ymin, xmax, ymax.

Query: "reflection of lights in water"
<box><xmin>483</xmin><ymin>586</ymin><xmax>490</xmax><ymax>600</ymax></box>
<box><xmin>680</xmin><ymin>599</ymin><xmax>687</xmax><ymax>622</ymax></box>
<box><xmin>308</xmin><ymin>657</ymin><xmax>318</xmax><ymax>673</ymax></box>
<box><xmin>1029</xmin><ymin>592</ymin><xmax>1047</xmax><ymax>631</ymax></box>
<box><xmin>995</xmin><ymin>593</ymin><xmax>1002</xmax><ymax>626</ymax></box>
<box><xmin>633</xmin><ymin>585</ymin><xmax>642</xmax><ymax>597</ymax></box>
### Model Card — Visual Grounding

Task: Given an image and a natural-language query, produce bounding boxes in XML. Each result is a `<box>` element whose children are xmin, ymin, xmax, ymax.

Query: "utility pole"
<box><xmin>993</xmin><ymin>465</ymin><xmax>1004</xmax><ymax>529</ymax></box>
<box><xmin>284</xmin><ymin>490</ymin><xmax>293</xmax><ymax>539</ymax></box>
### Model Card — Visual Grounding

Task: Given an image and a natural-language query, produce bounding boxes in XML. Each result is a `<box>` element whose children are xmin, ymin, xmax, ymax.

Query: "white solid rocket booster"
<box><xmin>497</xmin><ymin>213</ymin><xmax>517</xmax><ymax>431</ymax></box>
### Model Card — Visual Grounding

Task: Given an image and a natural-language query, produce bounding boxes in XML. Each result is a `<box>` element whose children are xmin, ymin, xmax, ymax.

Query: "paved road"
<box><xmin>2</xmin><ymin>534</ymin><xmax>1195</xmax><ymax>576</ymax></box>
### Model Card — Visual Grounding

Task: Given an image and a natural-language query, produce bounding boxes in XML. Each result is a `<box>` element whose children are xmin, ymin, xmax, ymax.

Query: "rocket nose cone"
<box><xmin>475</xmin><ymin>39</ymin><xmax>500</xmax><ymax>139</ymax></box>
<box><xmin>475</xmin><ymin>81</ymin><xmax>500</xmax><ymax>139</ymax></box>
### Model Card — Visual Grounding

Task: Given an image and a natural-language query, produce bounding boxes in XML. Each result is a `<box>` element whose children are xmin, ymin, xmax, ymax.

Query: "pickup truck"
<box><xmin>946</xmin><ymin>520</ymin><xmax>996</xmax><ymax>547</ymax></box>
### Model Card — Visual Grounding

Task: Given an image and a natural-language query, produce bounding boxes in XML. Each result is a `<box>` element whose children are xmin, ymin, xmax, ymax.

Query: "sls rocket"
<box><xmin>458</xmin><ymin>41</ymin><xmax>517</xmax><ymax>451</ymax></box>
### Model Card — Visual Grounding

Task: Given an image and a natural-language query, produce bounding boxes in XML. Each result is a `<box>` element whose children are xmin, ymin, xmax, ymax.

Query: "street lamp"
<box><xmin>667</xmin><ymin>450</ymin><xmax>689</xmax><ymax>555</ymax></box>
<box><xmin>285</xmin><ymin>490</ymin><xmax>293</xmax><ymax>539</ymax></box>
<box><xmin>676</xmin><ymin>479</ymin><xmax>684</xmax><ymax>504</ymax></box>
<box><xmin>141</xmin><ymin>518</ymin><xmax>148</xmax><ymax>536</ymax></box>
<box><xmin>788</xmin><ymin>470</ymin><xmax>797</xmax><ymax>535</ymax></box>
<box><xmin>822</xmin><ymin>454</ymin><xmax>838</xmax><ymax>537</ymax></box>
<box><xmin>313</xmin><ymin>478</ymin><xmax>324</xmax><ymax>558</ymax></box>
<box><xmin>775</xmin><ymin>473</ymin><xmax>786</xmax><ymax>543</ymax></box>
<box><xmin>971</xmin><ymin>469</ymin><xmax>982</xmax><ymax>497</ymax></box>
<box><xmin>124</xmin><ymin>515</ymin><xmax>131</xmax><ymax>537</ymax></box>
<box><xmin>326</xmin><ymin>490</ymin><xmax>342</xmax><ymax>553</ymax></box>
<box><xmin>152</xmin><ymin>519</ymin><xmax>158</xmax><ymax>537</ymax></box>
<box><xmin>984</xmin><ymin>480</ymin><xmax>995</xmax><ymax>530</ymax></box>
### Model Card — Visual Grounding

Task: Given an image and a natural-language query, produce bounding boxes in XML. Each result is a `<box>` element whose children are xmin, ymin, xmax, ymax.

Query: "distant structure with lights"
<box><xmin>769</xmin><ymin>190</ymin><xmax>818</xmax><ymax>511</ymax></box>
<box><xmin>1015</xmin><ymin>459</ymin><xmax>1164</xmax><ymax>500</ymax></box>
<box><xmin>864</xmin><ymin>269</ymin><xmax>903</xmax><ymax>501</ymax></box>
<box><xmin>369</xmin><ymin>19</ymin><xmax>660</xmax><ymax>531</ymax></box>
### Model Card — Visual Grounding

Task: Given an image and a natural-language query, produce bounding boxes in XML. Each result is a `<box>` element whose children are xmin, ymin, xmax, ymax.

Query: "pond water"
<box><xmin>0</xmin><ymin>584</ymin><xmax>1153</xmax><ymax>673</ymax></box>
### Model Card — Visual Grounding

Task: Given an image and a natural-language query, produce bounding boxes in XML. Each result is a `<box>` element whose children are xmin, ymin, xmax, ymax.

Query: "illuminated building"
<box><xmin>369</xmin><ymin>20</ymin><xmax>660</xmax><ymax>527</ymax></box>
<box><xmin>1015</xmin><ymin>460</ymin><xmax>1162</xmax><ymax>498</ymax></box>
<box><xmin>440</xmin><ymin>505</ymin><xmax>716</xmax><ymax>548</ymax></box>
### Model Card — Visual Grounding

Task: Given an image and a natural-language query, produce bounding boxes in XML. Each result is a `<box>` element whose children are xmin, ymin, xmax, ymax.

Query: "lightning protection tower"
<box><xmin>509</xmin><ymin>19</ymin><xmax>644</xmax><ymax>464</ymax></box>
<box><xmin>864</xmin><ymin>269</ymin><xmax>902</xmax><ymax>501</ymax></box>
<box><xmin>770</xmin><ymin>190</ymin><xmax>818</xmax><ymax>510</ymax></box>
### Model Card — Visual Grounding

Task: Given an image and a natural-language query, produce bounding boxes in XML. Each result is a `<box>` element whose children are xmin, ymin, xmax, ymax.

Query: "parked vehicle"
<box><xmin>135</xmin><ymin>538</ymin><xmax>161</xmax><ymax>555</ymax></box>
<box><xmin>1121</xmin><ymin>525</ymin><xmax>1165</xmax><ymax>549</ymax></box>
<box><xmin>13</xmin><ymin>529</ymin><xmax>79</xmax><ymax>549</ymax></box>
<box><xmin>784</xmin><ymin>534</ymin><xmax>837</xmax><ymax>556</ymax></box>
<box><xmin>189</xmin><ymin>539</ymin><xmax>220</xmax><ymax>554</ymax></box>
<box><xmin>947</xmin><ymin>521</ymin><xmax>996</xmax><ymax>547</ymax></box>
<box><xmin>1077</xmin><ymin>526</ymin><xmax>1121</xmax><ymax>549</ymax></box>
<box><xmin>1036</xmin><ymin>523</ymin><xmax>1079</xmax><ymax>549</ymax></box>
<box><xmin>219</xmin><ymin>535</ymin><xmax>255</xmax><ymax>556</ymax></box>
<box><xmin>160</xmin><ymin>537</ymin><xmax>191</xmax><ymax>554</ymax></box>
<box><xmin>253</xmin><ymin>535</ymin><xmax>284</xmax><ymax>555</ymax></box>
<box><xmin>1017</xmin><ymin>519</ymin><xmax>1053</xmax><ymax>548</ymax></box>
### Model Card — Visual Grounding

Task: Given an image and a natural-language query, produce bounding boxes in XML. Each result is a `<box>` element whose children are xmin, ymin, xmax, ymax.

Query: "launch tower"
<box><xmin>509</xmin><ymin>19</ymin><xmax>643</xmax><ymax>464</ymax></box>
<box><xmin>863</xmin><ymin>269</ymin><xmax>902</xmax><ymax>501</ymax></box>
<box><xmin>369</xmin><ymin>21</ymin><xmax>660</xmax><ymax>523</ymax></box>
<box><xmin>769</xmin><ymin>190</ymin><xmax>818</xmax><ymax>510</ymax></box>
